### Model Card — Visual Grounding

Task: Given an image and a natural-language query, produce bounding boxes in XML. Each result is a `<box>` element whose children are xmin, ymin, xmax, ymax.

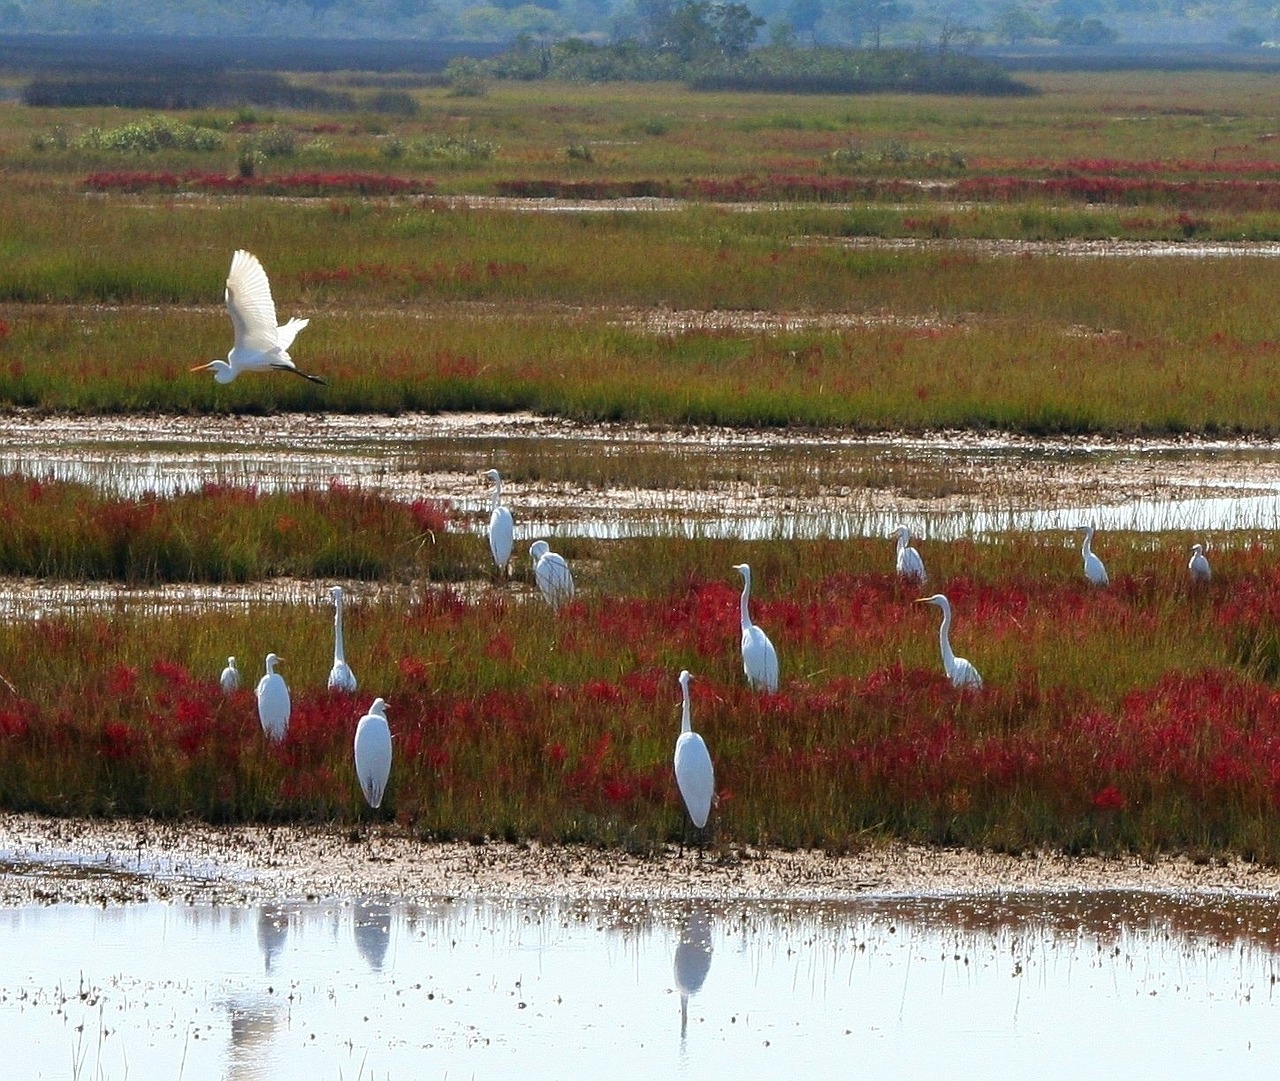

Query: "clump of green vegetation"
<box><xmin>829</xmin><ymin>141</ymin><xmax>967</xmax><ymax>175</ymax></box>
<box><xmin>380</xmin><ymin>133</ymin><xmax>497</xmax><ymax>163</ymax></box>
<box><xmin>59</xmin><ymin>116</ymin><xmax>227</xmax><ymax>154</ymax></box>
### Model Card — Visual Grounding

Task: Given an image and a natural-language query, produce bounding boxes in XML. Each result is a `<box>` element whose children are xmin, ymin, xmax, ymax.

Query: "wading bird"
<box><xmin>530</xmin><ymin>539</ymin><xmax>574</xmax><ymax>607</ymax></box>
<box><xmin>219</xmin><ymin>656</ymin><xmax>240</xmax><ymax>694</ymax></box>
<box><xmin>191</xmin><ymin>249</ymin><xmax>327</xmax><ymax>385</ymax></box>
<box><xmin>256</xmin><ymin>653</ymin><xmax>291</xmax><ymax>742</ymax></box>
<box><xmin>1078</xmin><ymin>522</ymin><xmax>1109</xmax><ymax>586</ymax></box>
<box><xmin>733</xmin><ymin>563</ymin><xmax>779</xmax><ymax>693</ymax></box>
<box><xmin>354</xmin><ymin>698</ymin><xmax>392</xmax><ymax>810</ymax></box>
<box><xmin>917</xmin><ymin>594</ymin><xmax>983</xmax><ymax>689</ymax></box>
<box><xmin>891</xmin><ymin>524</ymin><xmax>927</xmax><ymax>584</ymax></box>
<box><xmin>1189</xmin><ymin>543</ymin><xmax>1211</xmax><ymax>583</ymax></box>
<box><xmin>327</xmin><ymin>585</ymin><xmax>358</xmax><ymax>693</ymax></box>
<box><xmin>674</xmin><ymin>670</ymin><xmax>715</xmax><ymax>835</ymax></box>
<box><xmin>483</xmin><ymin>468</ymin><xmax>514</xmax><ymax>574</ymax></box>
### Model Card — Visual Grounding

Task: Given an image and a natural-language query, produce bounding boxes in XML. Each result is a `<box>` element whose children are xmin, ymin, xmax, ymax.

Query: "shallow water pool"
<box><xmin>2</xmin><ymin>890</ymin><xmax>1278</xmax><ymax>1079</ymax></box>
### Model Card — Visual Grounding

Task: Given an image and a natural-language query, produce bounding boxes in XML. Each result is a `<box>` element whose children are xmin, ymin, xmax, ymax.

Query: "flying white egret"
<box><xmin>327</xmin><ymin>585</ymin><xmax>358</xmax><ymax>693</ymax></box>
<box><xmin>1188</xmin><ymin>543</ymin><xmax>1211</xmax><ymax>583</ymax></box>
<box><xmin>732</xmin><ymin>563</ymin><xmax>779</xmax><ymax>693</ymax></box>
<box><xmin>354</xmin><ymin>698</ymin><xmax>393</xmax><ymax>810</ymax></box>
<box><xmin>483</xmin><ymin>468</ymin><xmax>514</xmax><ymax>574</ymax></box>
<box><xmin>1078</xmin><ymin>522</ymin><xmax>1109</xmax><ymax>586</ymax></box>
<box><xmin>674</xmin><ymin>670</ymin><xmax>715</xmax><ymax>832</ymax></box>
<box><xmin>891</xmin><ymin>524</ymin><xmax>927</xmax><ymax>584</ymax></box>
<box><xmin>191</xmin><ymin>249</ymin><xmax>326</xmax><ymax>385</ymax></box>
<box><xmin>530</xmin><ymin>539</ymin><xmax>574</xmax><ymax>607</ymax></box>
<box><xmin>220</xmin><ymin>656</ymin><xmax>240</xmax><ymax>694</ymax></box>
<box><xmin>917</xmin><ymin>594</ymin><xmax>983</xmax><ymax>689</ymax></box>
<box><xmin>256</xmin><ymin>652</ymin><xmax>291</xmax><ymax>742</ymax></box>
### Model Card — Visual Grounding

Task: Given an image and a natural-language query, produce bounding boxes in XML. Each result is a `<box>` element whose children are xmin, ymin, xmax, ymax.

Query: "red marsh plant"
<box><xmin>5</xmin><ymin>536</ymin><xmax>1280</xmax><ymax>857</ymax></box>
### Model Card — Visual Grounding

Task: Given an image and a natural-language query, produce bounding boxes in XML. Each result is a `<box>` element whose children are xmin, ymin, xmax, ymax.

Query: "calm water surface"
<box><xmin>2</xmin><ymin>890</ymin><xmax>1279</xmax><ymax>1079</ymax></box>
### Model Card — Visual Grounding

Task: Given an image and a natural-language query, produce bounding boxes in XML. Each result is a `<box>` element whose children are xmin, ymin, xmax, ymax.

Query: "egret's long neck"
<box><xmin>938</xmin><ymin>609</ymin><xmax>957</xmax><ymax>673</ymax></box>
<box><xmin>896</xmin><ymin>531</ymin><xmax>907</xmax><ymax>554</ymax></box>
<box><xmin>333</xmin><ymin>600</ymin><xmax>346</xmax><ymax>663</ymax></box>
<box><xmin>1082</xmin><ymin>529</ymin><xmax>1094</xmax><ymax>558</ymax></box>
<box><xmin>681</xmin><ymin>685</ymin><xmax>693</xmax><ymax>734</ymax></box>
<box><xmin>490</xmin><ymin>478</ymin><xmax>502</xmax><ymax>513</ymax></box>
<box><xmin>739</xmin><ymin>574</ymin><xmax>752</xmax><ymax>630</ymax></box>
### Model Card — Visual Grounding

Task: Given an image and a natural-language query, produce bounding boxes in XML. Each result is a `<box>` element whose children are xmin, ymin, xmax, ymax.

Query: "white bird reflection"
<box><xmin>353</xmin><ymin>900</ymin><xmax>393</xmax><ymax>972</ymax></box>
<box><xmin>256</xmin><ymin>904</ymin><xmax>291</xmax><ymax>975</ymax></box>
<box><xmin>673</xmin><ymin>907</ymin><xmax>713</xmax><ymax>1041</ymax></box>
<box><xmin>224</xmin><ymin>993</ymin><xmax>282</xmax><ymax>1081</ymax></box>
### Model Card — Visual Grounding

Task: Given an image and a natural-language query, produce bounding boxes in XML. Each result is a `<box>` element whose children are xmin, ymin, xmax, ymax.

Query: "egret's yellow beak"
<box><xmin>190</xmin><ymin>361</ymin><xmax>215</xmax><ymax>372</ymax></box>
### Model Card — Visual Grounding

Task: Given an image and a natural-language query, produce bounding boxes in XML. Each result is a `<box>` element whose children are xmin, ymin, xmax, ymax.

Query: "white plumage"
<box><xmin>354</xmin><ymin>698</ymin><xmax>393</xmax><ymax>810</ymax></box>
<box><xmin>530</xmin><ymin>539</ymin><xmax>574</xmax><ymax>607</ymax></box>
<box><xmin>733</xmin><ymin>563</ymin><xmax>779</xmax><ymax>693</ymax></box>
<box><xmin>483</xmin><ymin>468</ymin><xmax>514</xmax><ymax>573</ymax></box>
<box><xmin>256</xmin><ymin>652</ymin><xmax>291</xmax><ymax>742</ymax></box>
<box><xmin>219</xmin><ymin>655</ymin><xmax>240</xmax><ymax>694</ymax></box>
<box><xmin>673</xmin><ymin>670</ymin><xmax>715</xmax><ymax>830</ymax></box>
<box><xmin>892</xmin><ymin>524</ymin><xmax>927</xmax><ymax>584</ymax></box>
<box><xmin>327</xmin><ymin>585</ymin><xmax>358</xmax><ymax>693</ymax></box>
<box><xmin>1079</xmin><ymin>522</ymin><xmax>1109</xmax><ymax>586</ymax></box>
<box><xmin>191</xmin><ymin>249</ymin><xmax>325</xmax><ymax>385</ymax></box>
<box><xmin>918</xmin><ymin>594</ymin><xmax>983</xmax><ymax>689</ymax></box>
<box><xmin>1188</xmin><ymin>543</ymin><xmax>1211</xmax><ymax>582</ymax></box>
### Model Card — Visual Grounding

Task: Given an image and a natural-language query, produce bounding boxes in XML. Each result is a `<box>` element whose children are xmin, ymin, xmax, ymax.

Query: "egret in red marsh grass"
<box><xmin>483</xmin><ymin>468</ymin><xmax>514</xmax><ymax>574</ymax></box>
<box><xmin>327</xmin><ymin>585</ymin><xmax>357</xmax><ymax>693</ymax></box>
<box><xmin>530</xmin><ymin>539</ymin><xmax>574</xmax><ymax>607</ymax></box>
<box><xmin>733</xmin><ymin>563</ymin><xmax>779</xmax><ymax>693</ymax></box>
<box><xmin>354</xmin><ymin>697</ymin><xmax>392</xmax><ymax>810</ymax></box>
<box><xmin>917</xmin><ymin>594</ymin><xmax>983</xmax><ymax>689</ymax></box>
<box><xmin>256</xmin><ymin>652</ymin><xmax>290</xmax><ymax>742</ymax></box>
<box><xmin>891</xmin><ymin>524</ymin><xmax>927</xmax><ymax>584</ymax></box>
<box><xmin>1189</xmin><ymin>543</ymin><xmax>1211</xmax><ymax>582</ymax></box>
<box><xmin>674</xmin><ymin>670</ymin><xmax>715</xmax><ymax>836</ymax></box>
<box><xmin>1078</xmin><ymin>522</ymin><xmax>1109</xmax><ymax>586</ymax></box>
<box><xmin>219</xmin><ymin>656</ymin><xmax>240</xmax><ymax>694</ymax></box>
<box><xmin>191</xmin><ymin>249</ymin><xmax>327</xmax><ymax>385</ymax></box>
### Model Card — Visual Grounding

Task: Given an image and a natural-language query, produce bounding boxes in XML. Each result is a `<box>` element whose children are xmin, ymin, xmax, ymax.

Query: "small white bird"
<box><xmin>483</xmin><ymin>468</ymin><xmax>514</xmax><ymax>574</ymax></box>
<box><xmin>1188</xmin><ymin>543</ymin><xmax>1211</xmax><ymax>582</ymax></box>
<box><xmin>327</xmin><ymin>585</ymin><xmax>358</xmax><ymax>693</ymax></box>
<box><xmin>219</xmin><ymin>656</ymin><xmax>240</xmax><ymax>694</ymax></box>
<box><xmin>917</xmin><ymin>594</ymin><xmax>983</xmax><ymax>689</ymax></box>
<box><xmin>256</xmin><ymin>652</ymin><xmax>291</xmax><ymax>742</ymax></box>
<box><xmin>733</xmin><ymin>563</ymin><xmax>779</xmax><ymax>693</ymax></box>
<box><xmin>191</xmin><ymin>249</ymin><xmax>326</xmax><ymax>385</ymax></box>
<box><xmin>891</xmin><ymin>524</ymin><xmax>927</xmax><ymax>584</ymax></box>
<box><xmin>354</xmin><ymin>698</ymin><xmax>393</xmax><ymax>810</ymax></box>
<box><xmin>530</xmin><ymin>539</ymin><xmax>574</xmax><ymax>607</ymax></box>
<box><xmin>1078</xmin><ymin>522</ymin><xmax>1109</xmax><ymax>586</ymax></box>
<box><xmin>674</xmin><ymin>670</ymin><xmax>715</xmax><ymax>832</ymax></box>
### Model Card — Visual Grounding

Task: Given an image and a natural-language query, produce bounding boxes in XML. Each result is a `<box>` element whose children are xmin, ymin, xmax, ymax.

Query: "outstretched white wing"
<box><xmin>226</xmin><ymin>250</ymin><xmax>282</xmax><ymax>354</ymax></box>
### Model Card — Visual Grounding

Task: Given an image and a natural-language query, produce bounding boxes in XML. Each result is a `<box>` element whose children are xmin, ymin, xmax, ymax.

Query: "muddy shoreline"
<box><xmin>2</xmin><ymin>814</ymin><xmax>1278</xmax><ymax>908</ymax></box>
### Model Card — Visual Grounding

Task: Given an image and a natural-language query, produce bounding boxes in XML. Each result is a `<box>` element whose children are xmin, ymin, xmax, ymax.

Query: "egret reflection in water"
<box><xmin>256</xmin><ymin>903</ymin><xmax>290</xmax><ymax>975</ymax></box>
<box><xmin>673</xmin><ymin>906</ymin><xmax>713</xmax><ymax>1040</ymax></box>
<box><xmin>353</xmin><ymin>900</ymin><xmax>393</xmax><ymax>972</ymax></box>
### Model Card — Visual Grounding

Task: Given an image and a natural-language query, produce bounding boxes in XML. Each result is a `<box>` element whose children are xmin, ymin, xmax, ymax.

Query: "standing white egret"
<box><xmin>220</xmin><ymin>656</ymin><xmax>240</xmax><ymax>694</ymax></box>
<box><xmin>483</xmin><ymin>468</ymin><xmax>514</xmax><ymax>574</ymax></box>
<box><xmin>327</xmin><ymin>585</ymin><xmax>358</xmax><ymax>693</ymax></box>
<box><xmin>674</xmin><ymin>670</ymin><xmax>715</xmax><ymax>832</ymax></box>
<box><xmin>891</xmin><ymin>524</ymin><xmax>927</xmax><ymax>584</ymax></box>
<box><xmin>1188</xmin><ymin>543</ymin><xmax>1211</xmax><ymax>582</ymax></box>
<box><xmin>1078</xmin><ymin>522</ymin><xmax>1109</xmax><ymax>586</ymax></box>
<box><xmin>917</xmin><ymin>594</ymin><xmax>983</xmax><ymax>689</ymax></box>
<box><xmin>256</xmin><ymin>652</ymin><xmax>291</xmax><ymax>742</ymax></box>
<box><xmin>190</xmin><ymin>250</ymin><xmax>326</xmax><ymax>385</ymax></box>
<box><xmin>530</xmin><ymin>539</ymin><xmax>574</xmax><ymax>607</ymax></box>
<box><xmin>354</xmin><ymin>698</ymin><xmax>393</xmax><ymax>810</ymax></box>
<box><xmin>732</xmin><ymin>563</ymin><xmax>779</xmax><ymax>693</ymax></box>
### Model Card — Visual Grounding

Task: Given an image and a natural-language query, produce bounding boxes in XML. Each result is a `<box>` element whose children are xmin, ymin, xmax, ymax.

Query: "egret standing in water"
<box><xmin>1188</xmin><ymin>543</ymin><xmax>1211</xmax><ymax>583</ymax></box>
<box><xmin>733</xmin><ymin>563</ymin><xmax>779</xmax><ymax>693</ymax></box>
<box><xmin>530</xmin><ymin>539</ymin><xmax>574</xmax><ymax>607</ymax></box>
<box><xmin>327</xmin><ymin>585</ymin><xmax>358</xmax><ymax>693</ymax></box>
<box><xmin>1078</xmin><ymin>522</ymin><xmax>1109</xmax><ymax>586</ymax></box>
<box><xmin>891</xmin><ymin>524</ymin><xmax>926</xmax><ymax>584</ymax></box>
<box><xmin>354</xmin><ymin>698</ymin><xmax>392</xmax><ymax>810</ymax></box>
<box><xmin>256</xmin><ymin>652</ymin><xmax>291</xmax><ymax>742</ymax></box>
<box><xmin>483</xmin><ymin>468</ymin><xmax>514</xmax><ymax>575</ymax></box>
<box><xmin>674</xmin><ymin>670</ymin><xmax>715</xmax><ymax>836</ymax></box>
<box><xmin>220</xmin><ymin>656</ymin><xmax>240</xmax><ymax>694</ymax></box>
<box><xmin>917</xmin><ymin>594</ymin><xmax>983</xmax><ymax>689</ymax></box>
<box><xmin>191</xmin><ymin>250</ymin><xmax>327</xmax><ymax>385</ymax></box>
